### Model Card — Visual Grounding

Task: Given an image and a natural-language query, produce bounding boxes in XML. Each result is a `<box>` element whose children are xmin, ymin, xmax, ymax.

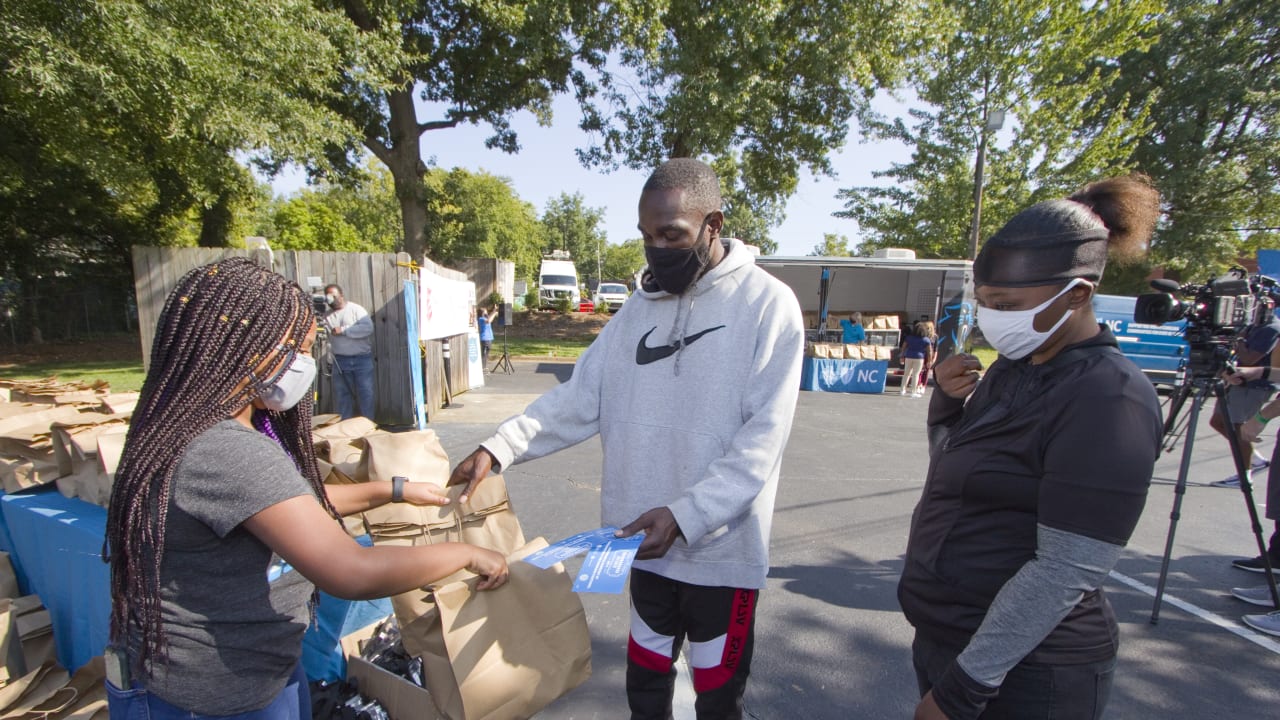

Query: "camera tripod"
<box><xmin>491</xmin><ymin>327</ymin><xmax>514</xmax><ymax>374</ymax></box>
<box><xmin>1151</xmin><ymin>373</ymin><xmax>1279</xmax><ymax>622</ymax></box>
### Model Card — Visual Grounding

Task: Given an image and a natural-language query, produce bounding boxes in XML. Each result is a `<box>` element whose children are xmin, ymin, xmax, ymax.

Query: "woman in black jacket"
<box><xmin>900</xmin><ymin>176</ymin><xmax>1163</xmax><ymax>720</ymax></box>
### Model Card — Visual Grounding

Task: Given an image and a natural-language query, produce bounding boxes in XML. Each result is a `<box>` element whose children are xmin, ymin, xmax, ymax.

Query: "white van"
<box><xmin>539</xmin><ymin>254</ymin><xmax>581</xmax><ymax>308</ymax></box>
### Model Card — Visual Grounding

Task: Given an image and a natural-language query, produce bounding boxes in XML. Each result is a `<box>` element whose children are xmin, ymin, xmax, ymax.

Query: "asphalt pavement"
<box><xmin>426</xmin><ymin>359</ymin><xmax>1280</xmax><ymax>718</ymax></box>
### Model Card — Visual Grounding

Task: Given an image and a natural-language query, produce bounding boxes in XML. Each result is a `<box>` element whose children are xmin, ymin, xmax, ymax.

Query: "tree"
<box><xmin>837</xmin><ymin>1</ymin><xmax>1160</xmax><ymax>260</ymax></box>
<box><xmin>1083</xmin><ymin>0</ymin><xmax>1280</xmax><ymax>282</ymax></box>
<box><xmin>323</xmin><ymin>1</ymin><xmax>926</xmax><ymax>262</ymax></box>
<box><xmin>321</xmin><ymin>0</ymin><xmax>619</xmax><ymax>260</ymax></box>
<box><xmin>540</xmin><ymin>193</ymin><xmax>607</xmax><ymax>281</ymax></box>
<box><xmin>421</xmin><ymin>168</ymin><xmax>546</xmax><ymax>281</ymax></box>
<box><xmin>1</xmin><ymin>0</ymin><xmax>383</xmax><ymax>249</ymax></box>
<box><xmin>579</xmin><ymin>1</ymin><xmax>925</xmax><ymax>218</ymax></box>
<box><xmin>603</xmin><ymin>239</ymin><xmax>648</xmax><ymax>283</ymax></box>
<box><xmin>810</xmin><ymin>233</ymin><xmax>853</xmax><ymax>257</ymax></box>
<box><xmin>712</xmin><ymin>155</ymin><xmax>781</xmax><ymax>255</ymax></box>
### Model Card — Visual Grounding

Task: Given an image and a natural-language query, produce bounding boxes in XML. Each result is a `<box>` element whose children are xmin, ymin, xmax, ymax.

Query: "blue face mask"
<box><xmin>259</xmin><ymin>352</ymin><xmax>316</xmax><ymax>411</ymax></box>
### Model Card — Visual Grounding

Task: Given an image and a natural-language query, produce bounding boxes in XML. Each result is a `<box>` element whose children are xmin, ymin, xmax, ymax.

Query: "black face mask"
<box><xmin>645</xmin><ymin>235</ymin><xmax>712</xmax><ymax>295</ymax></box>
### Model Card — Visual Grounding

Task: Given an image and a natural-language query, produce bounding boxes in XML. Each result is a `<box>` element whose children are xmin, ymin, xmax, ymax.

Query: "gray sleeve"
<box><xmin>342</xmin><ymin>306</ymin><xmax>374</xmax><ymax>340</ymax></box>
<box><xmin>175</xmin><ymin>426</ymin><xmax>316</xmax><ymax>537</ymax></box>
<box><xmin>955</xmin><ymin>524</ymin><xmax>1122</xmax><ymax>687</ymax></box>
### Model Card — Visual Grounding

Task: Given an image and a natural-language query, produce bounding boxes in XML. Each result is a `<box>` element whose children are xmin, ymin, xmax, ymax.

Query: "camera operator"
<box><xmin>1209</xmin><ymin>306</ymin><xmax>1280</xmax><ymax>487</ymax></box>
<box><xmin>320</xmin><ymin>284</ymin><xmax>375</xmax><ymax>420</ymax></box>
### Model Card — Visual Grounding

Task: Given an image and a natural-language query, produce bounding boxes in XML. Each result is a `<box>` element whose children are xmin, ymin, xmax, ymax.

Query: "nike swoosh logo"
<box><xmin>635</xmin><ymin>325</ymin><xmax>726</xmax><ymax>365</ymax></box>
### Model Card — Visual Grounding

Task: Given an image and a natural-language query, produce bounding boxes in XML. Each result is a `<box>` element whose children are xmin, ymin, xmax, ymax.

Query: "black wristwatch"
<box><xmin>391</xmin><ymin>476</ymin><xmax>407</xmax><ymax>503</ymax></box>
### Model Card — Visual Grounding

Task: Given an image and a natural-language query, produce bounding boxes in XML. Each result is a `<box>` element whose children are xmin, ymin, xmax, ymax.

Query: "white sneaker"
<box><xmin>1231</xmin><ymin>584</ymin><xmax>1280</xmax><ymax>607</ymax></box>
<box><xmin>913</xmin><ymin>390</ymin><xmax>925</xmax><ymax>398</ymax></box>
<box><xmin>1242</xmin><ymin>609</ymin><xmax>1280</xmax><ymax>637</ymax></box>
<box><xmin>1212</xmin><ymin>458</ymin><xmax>1271</xmax><ymax>488</ymax></box>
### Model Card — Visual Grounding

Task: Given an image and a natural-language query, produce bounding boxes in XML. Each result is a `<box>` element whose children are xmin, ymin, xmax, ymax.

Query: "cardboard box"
<box><xmin>342</xmin><ymin>620</ymin><xmax>444</xmax><ymax>720</ymax></box>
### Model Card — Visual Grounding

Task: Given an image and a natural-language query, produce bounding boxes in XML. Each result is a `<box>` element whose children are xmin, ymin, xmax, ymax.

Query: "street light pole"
<box><xmin>968</xmin><ymin>79</ymin><xmax>1004</xmax><ymax>260</ymax></box>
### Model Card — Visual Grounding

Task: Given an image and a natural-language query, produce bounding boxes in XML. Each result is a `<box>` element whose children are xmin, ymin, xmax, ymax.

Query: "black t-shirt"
<box><xmin>898</xmin><ymin>328</ymin><xmax>1162</xmax><ymax>663</ymax></box>
<box><xmin>132</xmin><ymin>420</ymin><xmax>317</xmax><ymax>714</ymax></box>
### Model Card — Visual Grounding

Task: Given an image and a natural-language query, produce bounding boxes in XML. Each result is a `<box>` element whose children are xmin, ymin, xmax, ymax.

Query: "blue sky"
<box><xmin>269</xmin><ymin>92</ymin><xmax>919</xmax><ymax>258</ymax></box>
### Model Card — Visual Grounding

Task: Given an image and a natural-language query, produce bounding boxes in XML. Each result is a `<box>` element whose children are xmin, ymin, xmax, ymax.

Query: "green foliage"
<box><xmin>322</xmin><ymin>0</ymin><xmax>619</xmax><ymax>258</ymax></box>
<box><xmin>712</xmin><ymin>155</ymin><xmax>781</xmax><ymax>255</ymax></box>
<box><xmin>541</xmin><ymin>193</ymin><xmax>607</xmax><ymax>280</ymax></box>
<box><xmin>810</xmin><ymin>233</ymin><xmax>853</xmax><ymax>257</ymax></box>
<box><xmin>1</xmin><ymin>0</ymin><xmax>387</xmax><ymax>249</ymax></box>
<box><xmin>554</xmin><ymin>296</ymin><xmax>574</xmax><ymax>314</ymax></box>
<box><xmin>603</xmin><ymin>239</ymin><xmax>648</xmax><ymax>283</ymax></box>
<box><xmin>1084</xmin><ymin>0</ymin><xmax>1280</xmax><ymax>281</ymax></box>
<box><xmin>524</xmin><ymin>286</ymin><xmax>542</xmax><ymax>310</ymax></box>
<box><xmin>837</xmin><ymin>1</ymin><xmax>1160</xmax><ymax>260</ymax></box>
<box><xmin>421</xmin><ymin>168</ymin><xmax>546</xmax><ymax>280</ymax></box>
<box><xmin>580</xmin><ymin>1</ymin><xmax>925</xmax><ymax>216</ymax></box>
<box><xmin>487</xmin><ymin>291</ymin><xmax>504</xmax><ymax>308</ymax></box>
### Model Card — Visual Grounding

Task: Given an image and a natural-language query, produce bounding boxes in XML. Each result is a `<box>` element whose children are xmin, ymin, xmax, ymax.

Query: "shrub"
<box><xmin>554</xmin><ymin>296</ymin><xmax>574</xmax><ymax>314</ymax></box>
<box><xmin>487</xmin><ymin>291</ymin><xmax>504</xmax><ymax>308</ymax></box>
<box><xmin>524</xmin><ymin>287</ymin><xmax>541</xmax><ymax>310</ymax></box>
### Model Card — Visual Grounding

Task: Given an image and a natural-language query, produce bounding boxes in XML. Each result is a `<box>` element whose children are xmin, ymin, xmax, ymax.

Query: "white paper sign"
<box><xmin>419</xmin><ymin>271</ymin><xmax>476</xmax><ymax>340</ymax></box>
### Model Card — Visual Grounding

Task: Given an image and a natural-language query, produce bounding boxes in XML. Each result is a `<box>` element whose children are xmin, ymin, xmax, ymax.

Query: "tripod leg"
<box><xmin>1153</xmin><ymin>383</ymin><xmax>1209</xmax><ymax>623</ymax></box>
<box><xmin>1212</xmin><ymin>382</ymin><xmax>1280</xmax><ymax>609</ymax></box>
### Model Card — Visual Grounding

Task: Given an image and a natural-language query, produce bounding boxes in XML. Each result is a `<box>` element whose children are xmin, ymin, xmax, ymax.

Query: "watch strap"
<box><xmin>391</xmin><ymin>475</ymin><xmax>407</xmax><ymax>503</ymax></box>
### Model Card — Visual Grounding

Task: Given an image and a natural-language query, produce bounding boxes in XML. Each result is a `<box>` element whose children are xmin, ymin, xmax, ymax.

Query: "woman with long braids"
<box><xmin>104</xmin><ymin>258</ymin><xmax>508</xmax><ymax>719</ymax></box>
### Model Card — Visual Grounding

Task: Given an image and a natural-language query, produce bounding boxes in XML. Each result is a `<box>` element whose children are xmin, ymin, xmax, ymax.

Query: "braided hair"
<box><xmin>104</xmin><ymin>257</ymin><xmax>338</xmax><ymax>670</ymax></box>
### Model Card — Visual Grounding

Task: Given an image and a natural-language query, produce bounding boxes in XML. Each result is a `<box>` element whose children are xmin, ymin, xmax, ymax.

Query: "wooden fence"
<box><xmin>131</xmin><ymin>246</ymin><xmax>471</xmax><ymax>426</ymax></box>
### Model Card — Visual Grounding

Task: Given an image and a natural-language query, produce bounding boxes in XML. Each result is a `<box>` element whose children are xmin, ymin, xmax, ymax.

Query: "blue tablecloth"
<box><xmin>800</xmin><ymin>358</ymin><xmax>890</xmax><ymax>394</ymax></box>
<box><xmin>0</xmin><ymin>488</ymin><xmax>389</xmax><ymax>678</ymax></box>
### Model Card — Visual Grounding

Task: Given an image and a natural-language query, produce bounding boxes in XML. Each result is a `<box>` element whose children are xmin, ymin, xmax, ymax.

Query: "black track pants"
<box><xmin>626</xmin><ymin>569</ymin><xmax>757</xmax><ymax>720</ymax></box>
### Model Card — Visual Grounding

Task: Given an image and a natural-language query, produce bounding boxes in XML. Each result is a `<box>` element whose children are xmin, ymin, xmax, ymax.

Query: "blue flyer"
<box><xmin>572</xmin><ymin>535</ymin><xmax>643</xmax><ymax>594</ymax></box>
<box><xmin>522</xmin><ymin>526</ymin><xmax>625</xmax><ymax>569</ymax></box>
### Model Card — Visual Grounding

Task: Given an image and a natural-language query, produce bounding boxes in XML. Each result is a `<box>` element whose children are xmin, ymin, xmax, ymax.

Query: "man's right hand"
<box><xmin>448</xmin><ymin>447</ymin><xmax>496</xmax><ymax>504</ymax></box>
<box><xmin>934</xmin><ymin>353</ymin><xmax>984</xmax><ymax>400</ymax></box>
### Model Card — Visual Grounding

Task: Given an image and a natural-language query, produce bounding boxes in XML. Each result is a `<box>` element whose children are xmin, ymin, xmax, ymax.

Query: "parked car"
<box><xmin>592</xmin><ymin>282</ymin><xmax>630</xmax><ymax>312</ymax></box>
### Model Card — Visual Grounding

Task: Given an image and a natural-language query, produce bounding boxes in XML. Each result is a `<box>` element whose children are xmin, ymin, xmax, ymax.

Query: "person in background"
<box><xmin>448</xmin><ymin>158</ymin><xmax>804</xmax><ymax>719</ymax></box>
<box><xmin>1222</xmin><ymin>363</ymin><xmax>1280</xmax><ymax>633</ymax></box>
<box><xmin>322</xmin><ymin>284</ymin><xmax>376</xmax><ymax>420</ymax></box>
<box><xmin>1208</xmin><ymin>308</ymin><xmax>1280</xmax><ymax>489</ymax></box>
<box><xmin>900</xmin><ymin>175</ymin><xmax>1162</xmax><ymax>720</ymax></box>
<box><xmin>841</xmin><ymin>311</ymin><xmax>866</xmax><ymax>344</ymax></box>
<box><xmin>105</xmin><ymin>258</ymin><xmax>507</xmax><ymax>720</ymax></box>
<box><xmin>918</xmin><ymin>320</ymin><xmax>938</xmax><ymax>392</ymax></box>
<box><xmin>477</xmin><ymin>305</ymin><xmax>497</xmax><ymax>369</ymax></box>
<box><xmin>900</xmin><ymin>321</ymin><xmax>935</xmax><ymax>398</ymax></box>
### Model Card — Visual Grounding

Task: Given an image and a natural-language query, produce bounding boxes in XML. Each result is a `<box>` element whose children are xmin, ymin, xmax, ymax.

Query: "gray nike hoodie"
<box><xmin>481</xmin><ymin>239</ymin><xmax>804</xmax><ymax>589</ymax></box>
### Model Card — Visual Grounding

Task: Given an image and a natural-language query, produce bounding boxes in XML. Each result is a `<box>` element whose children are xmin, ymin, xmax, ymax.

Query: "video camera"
<box><xmin>311</xmin><ymin>293</ymin><xmax>331</xmax><ymax>317</ymax></box>
<box><xmin>1134</xmin><ymin>267</ymin><xmax>1280</xmax><ymax>378</ymax></box>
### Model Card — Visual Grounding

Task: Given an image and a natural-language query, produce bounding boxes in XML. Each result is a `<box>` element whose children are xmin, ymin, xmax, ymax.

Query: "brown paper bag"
<box><xmin>0</xmin><ymin>554</ymin><xmax>17</xmax><ymax>600</ymax></box>
<box><xmin>312</xmin><ymin>417</ymin><xmax>379</xmax><ymax>464</ymax></box>
<box><xmin>399</xmin><ymin>539</ymin><xmax>591</xmax><ymax>720</ymax></box>
<box><xmin>0</xmin><ymin>600</ymin><xmax>26</xmax><ymax>685</ymax></box>
<box><xmin>49</xmin><ymin>413</ymin><xmax>129</xmax><ymax>477</ymax></box>
<box><xmin>22</xmin><ymin>656</ymin><xmax>107</xmax><ymax>720</ymax></box>
<box><xmin>370</xmin><ymin>476</ymin><xmax>526</xmax><ymax>556</ymax></box>
<box><xmin>359</xmin><ymin>430</ymin><xmax>455</xmax><ymax>527</ymax></box>
<box><xmin>0</xmin><ymin>661</ymin><xmax>69</xmax><ymax>717</ymax></box>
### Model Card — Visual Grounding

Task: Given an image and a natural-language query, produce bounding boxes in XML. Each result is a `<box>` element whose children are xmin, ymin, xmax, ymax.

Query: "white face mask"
<box><xmin>259</xmin><ymin>352</ymin><xmax>317</xmax><ymax>411</ymax></box>
<box><xmin>977</xmin><ymin>279</ymin><xmax>1088</xmax><ymax>361</ymax></box>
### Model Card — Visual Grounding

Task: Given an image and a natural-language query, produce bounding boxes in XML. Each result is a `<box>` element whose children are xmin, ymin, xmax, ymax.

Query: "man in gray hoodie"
<box><xmin>449</xmin><ymin>158</ymin><xmax>804</xmax><ymax>719</ymax></box>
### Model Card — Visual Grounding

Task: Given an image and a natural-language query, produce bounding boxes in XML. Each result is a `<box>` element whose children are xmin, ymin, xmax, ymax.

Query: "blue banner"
<box><xmin>800</xmin><ymin>358</ymin><xmax>889</xmax><ymax>394</ymax></box>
